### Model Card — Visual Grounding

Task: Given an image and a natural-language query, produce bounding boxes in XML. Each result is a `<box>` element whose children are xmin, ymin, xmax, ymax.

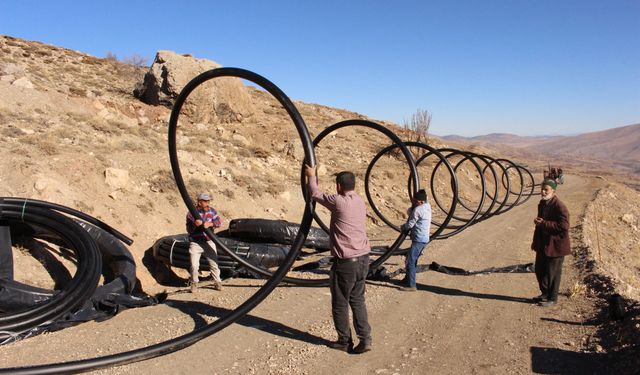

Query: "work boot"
<box><xmin>538</xmin><ymin>300</ymin><xmax>557</xmax><ymax>307</ymax></box>
<box><xmin>352</xmin><ymin>341</ymin><xmax>372</xmax><ymax>354</ymax></box>
<box><xmin>400</xmin><ymin>285</ymin><xmax>417</xmax><ymax>292</ymax></box>
<box><xmin>189</xmin><ymin>281</ymin><xmax>198</xmax><ymax>294</ymax></box>
<box><xmin>213</xmin><ymin>281</ymin><xmax>223</xmax><ymax>291</ymax></box>
<box><xmin>532</xmin><ymin>294</ymin><xmax>548</xmax><ymax>303</ymax></box>
<box><xmin>327</xmin><ymin>340</ymin><xmax>353</xmax><ymax>353</ymax></box>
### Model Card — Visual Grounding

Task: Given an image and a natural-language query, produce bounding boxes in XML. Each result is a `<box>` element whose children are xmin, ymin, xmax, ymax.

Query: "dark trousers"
<box><xmin>330</xmin><ymin>255</ymin><xmax>372</xmax><ymax>345</ymax></box>
<box><xmin>535</xmin><ymin>251</ymin><xmax>565</xmax><ymax>301</ymax></box>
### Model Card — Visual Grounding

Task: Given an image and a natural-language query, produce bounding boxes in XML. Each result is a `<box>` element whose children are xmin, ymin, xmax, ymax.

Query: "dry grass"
<box><xmin>149</xmin><ymin>170</ymin><xmax>176</xmax><ymax>193</ymax></box>
<box><xmin>569</xmin><ymin>281</ymin><xmax>588</xmax><ymax>298</ymax></box>
<box><xmin>69</xmin><ymin>87</ymin><xmax>87</xmax><ymax>97</ymax></box>
<box><xmin>50</xmin><ymin>127</ymin><xmax>79</xmax><ymax>140</ymax></box>
<box><xmin>1</xmin><ymin>125</ymin><xmax>25</xmax><ymax>138</ymax></box>
<box><xmin>186</xmin><ymin>177</ymin><xmax>213</xmax><ymax>198</ymax></box>
<box><xmin>251</xmin><ymin>146</ymin><xmax>271</xmax><ymax>159</ymax></box>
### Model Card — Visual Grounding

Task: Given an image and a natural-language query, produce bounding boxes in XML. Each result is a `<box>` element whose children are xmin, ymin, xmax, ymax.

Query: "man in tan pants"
<box><xmin>186</xmin><ymin>193</ymin><xmax>223</xmax><ymax>293</ymax></box>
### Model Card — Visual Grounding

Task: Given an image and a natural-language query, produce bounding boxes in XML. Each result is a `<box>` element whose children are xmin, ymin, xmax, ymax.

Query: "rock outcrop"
<box><xmin>134</xmin><ymin>50</ymin><xmax>254</xmax><ymax>124</ymax></box>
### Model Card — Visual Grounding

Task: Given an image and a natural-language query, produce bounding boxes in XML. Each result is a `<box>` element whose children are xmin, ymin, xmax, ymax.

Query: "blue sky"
<box><xmin>1</xmin><ymin>0</ymin><xmax>639</xmax><ymax>137</ymax></box>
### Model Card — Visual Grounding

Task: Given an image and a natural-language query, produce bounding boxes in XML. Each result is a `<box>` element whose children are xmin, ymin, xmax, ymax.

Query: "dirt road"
<box><xmin>1</xmin><ymin>175</ymin><xmax>611</xmax><ymax>374</ymax></box>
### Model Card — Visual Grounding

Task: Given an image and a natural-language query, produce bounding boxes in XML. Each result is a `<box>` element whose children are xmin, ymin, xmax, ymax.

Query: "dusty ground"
<box><xmin>4</xmin><ymin>176</ymin><xmax>640</xmax><ymax>374</ymax></box>
<box><xmin>2</xmin><ymin>36</ymin><xmax>640</xmax><ymax>374</ymax></box>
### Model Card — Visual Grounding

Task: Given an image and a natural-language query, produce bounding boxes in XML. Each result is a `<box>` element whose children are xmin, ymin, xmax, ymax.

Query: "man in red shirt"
<box><xmin>306</xmin><ymin>165</ymin><xmax>372</xmax><ymax>354</ymax></box>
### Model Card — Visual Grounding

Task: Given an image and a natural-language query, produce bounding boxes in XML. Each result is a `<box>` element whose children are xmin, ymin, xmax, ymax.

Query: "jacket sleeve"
<box><xmin>186</xmin><ymin>212</ymin><xmax>196</xmax><ymax>234</ymax></box>
<box><xmin>542</xmin><ymin>201</ymin><xmax>569</xmax><ymax>235</ymax></box>
<box><xmin>210</xmin><ymin>208</ymin><xmax>222</xmax><ymax>228</ymax></box>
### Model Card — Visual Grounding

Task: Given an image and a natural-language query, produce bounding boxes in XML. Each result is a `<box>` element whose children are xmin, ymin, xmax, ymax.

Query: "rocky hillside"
<box><xmin>1</xmin><ymin>35</ymin><xmax>471</xmax><ymax>291</ymax></box>
<box><xmin>2</xmin><ymin>35</ymin><xmax>638</xmax><ymax>303</ymax></box>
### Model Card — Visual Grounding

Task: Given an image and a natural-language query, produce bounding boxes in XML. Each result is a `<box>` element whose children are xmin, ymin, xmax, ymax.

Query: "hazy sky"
<box><xmin>2</xmin><ymin>0</ymin><xmax>639</xmax><ymax>136</ymax></box>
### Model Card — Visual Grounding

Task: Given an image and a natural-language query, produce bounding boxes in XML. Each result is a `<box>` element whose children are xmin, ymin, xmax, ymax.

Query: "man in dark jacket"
<box><xmin>531</xmin><ymin>179</ymin><xmax>571</xmax><ymax>307</ymax></box>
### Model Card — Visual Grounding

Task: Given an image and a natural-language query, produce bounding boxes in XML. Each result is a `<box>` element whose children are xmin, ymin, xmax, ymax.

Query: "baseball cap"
<box><xmin>197</xmin><ymin>193</ymin><xmax>211</xmax><ymax>201</ymax></box>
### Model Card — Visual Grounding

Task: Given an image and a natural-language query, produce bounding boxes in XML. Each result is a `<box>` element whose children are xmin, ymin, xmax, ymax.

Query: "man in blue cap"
<box><xmin>186</xmin><ymin>192</ymin><xmax>223</xmax><ymax>293</ymax></box>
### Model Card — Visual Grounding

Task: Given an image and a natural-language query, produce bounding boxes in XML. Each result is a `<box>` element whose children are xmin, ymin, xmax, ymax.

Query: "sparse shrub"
<box><xmin>252</xmin><ymin>146</ymin><xmax>270</xmax><ymax>159</ymax></box>
<box><xmin>136</xmin><ymin>202</ymin><xmax>153</xmax><ymax>214</ymax></box>
<box><xmin>403</xmin><ymin>108</ymin><xmax>432</xmax><ymax>158</ymax></box>
<box><xmin>104</xmin><ymin>52</ymin><xmax>117</xmax><ymax>61</ymax></box>
<box><xmin>66</xmin><ymin>111</ymin><xmax>93</xmax><ymax>124</ymax></box>
<box><xmin>121</xmin><ymin>54</ymin><xmax>148</xmax><ymax>68</ymax></box>
<box><xmin>221</xmin><ymin>188</ymin><xmax>235</xmax><ymax>199</ymax></box>
<box><xmin>233</xmin><ymin>174</ymin><xmax>263</xmax><ymax>197</ymax></box>
<box><xmin>107</xmin><ymin>118</ymin><xmax>133</xmax><ymax>131</ymax></box>
<box><xmin>265</xmin><ymin>179</ymin><xmax>285</xmax><ymax>197</ymax></box>
<box><xmin>34</xmin><ymin>49</ymin><xmax>52</xmax><ymax>57</ymax></box>
<box><xmin>82</xmin><ymin>56</ymin><xmax>103</xmax><ymax>65</ymax></box>
<box><xmin>119</xmin><ymin>140</ymin><xmax>146</xmax><ymax>152</ymax></box>
<box><xmin>234</xmin><ymin>174</ymin><xmax>250</xmax><ymax>189</ymax></box>
<box><xmin>69</xmin><ymin>87</ymin><xmax>86</xmax><ymax>97</ymax></box>
<box><xmin>569</xmin><ymin>281</ymin><xmax>587</xmax><ymax>298</ymax></box>
<box><xmin>186</xmin><ymin>177</ymin><xmax>212</xmax><ymax>198</ymax></box>
<box><xmin>166</xmin><ymin>195</ymin><xmax>179</xmax><ymax>207</ymax></box>
<box><xmin>1</xmin><ymin>125</ymin><xmax>25</xmax><ymax>138</ymax></box>
<box><xmin>220</xmin><ymin>209</ymin><xmax>232</xmax><ymax>219</ymax></box>
<box><xmin>149</xmin><ymin>170</ymin><xmax>176</xmax><ymax>193</ymax></box>
<box><xmin>21</xmin><ymin>135</ymin><xmax>59</xmax><ymax>155</ymax></box>
<box><xmin>236</xmin><ymin>147</ymin><xmax>253</xmax><ymax>158</ymax></box>
<box><xmin>73</xmin><ymin>200</ymin><xmax>94</xmax><ymax>214</ymax></box>
<box><xmin>51</xmin><ymin>127</ymin><xmax>77</xmax><ymax>139</ymax></box>
<box><xmin>90</xmin><ymin>120</ymin><xmax>123</xmax><ymax>135</ymax></box>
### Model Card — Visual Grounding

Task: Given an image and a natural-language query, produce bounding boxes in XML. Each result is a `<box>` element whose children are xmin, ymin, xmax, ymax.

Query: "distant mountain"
<box><xmin>441</xmin><ymin>124</ymin><xmax>640</xmax><ymax>174</ymax></box>
<box><xmin>441</xmin><ymin>133</ymin><xmax>563</xmax><ymax>147</ymax></box>
<box><xmin>526</xmin><ymin>123</ymin><xmax>640</xmax><ymax>167</ymax></box>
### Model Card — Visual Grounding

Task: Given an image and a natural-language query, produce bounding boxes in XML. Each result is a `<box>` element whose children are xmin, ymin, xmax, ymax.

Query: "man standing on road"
<box><xmin>305</xmin><ymin>165</ymin><xmax>373</xmax><ymax>354</ymax></box>
<box><xmin>531</xmin><ymin>179</ymin><xmax>571</xmax><ymax>307</ymax></box>
<box><xmin>186</xmin><ymin>193</ymin><xmax>223</xmax><ymax>293</ymax></box>
<box><xmin>400</xmin><ymin>189</ymin><xmax>432</xmax><ymax>291</ymax></box>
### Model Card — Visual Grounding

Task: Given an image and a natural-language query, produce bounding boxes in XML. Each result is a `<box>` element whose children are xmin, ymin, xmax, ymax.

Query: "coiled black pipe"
<box><xmin>0</xmin><ymin>199</ymin><xmax>102</xmax><ymax>338</ymax></box>
<box><xmin>509</xmin><ymin>164</ymin><xmax>536</xmax><ymax>203</ymax></box>
<box><xmin>152</xmin><ymin>233</ymin><xmax>290</xmax><ymax>271</ymax></box>
<box><xmin>480</xmin><ymin>156</ymin><xmax>512</xmax><ymax>216</ymax></box>
<box><xmin>0</xmin><ymin>67</ymin><xmax>317</xmax><ymax>374</ymax></box>
<box><xmin>427</xmin><ymin>148</ymin><xmax>485</xmax><ymax>239</ymax></box>
<box><xmin>364</xmin><ymin>141</ymin><xmax>458</xmax><ymax>245</ymax></box>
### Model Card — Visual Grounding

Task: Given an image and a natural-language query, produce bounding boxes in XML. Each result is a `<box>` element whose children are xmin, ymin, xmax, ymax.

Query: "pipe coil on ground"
<box><xmin>0</xmin><ymin>198</ymin><xmax>102</xmax><ymax>339</ymax></box>
<box><xmin>152</xmin><ymin>233</ymin><xmax>291</xmax><ymax>271</ymax></box>
<box><xmin>1</xmin><ymin>68</ymin><xmax>317</xmax><ymax>374</ymax></box>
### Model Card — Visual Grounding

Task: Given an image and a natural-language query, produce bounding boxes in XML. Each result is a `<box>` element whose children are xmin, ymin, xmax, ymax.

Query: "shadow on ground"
<box><xmin>416</xmin><ymin>283</ymin><xmax>532</xmax><ymax>304</ymax></box>
<box><xmin>165</xmin><ymin>299</ymin><xmax>331</xmax><ymax>347</ymax></box>
<box><xmin>530</xmin><ymin>346</ymin><xmax>607</xmax><ymax>374</ymax></box>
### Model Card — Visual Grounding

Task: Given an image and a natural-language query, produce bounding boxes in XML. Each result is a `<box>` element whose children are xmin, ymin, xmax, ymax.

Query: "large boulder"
<box><xmin>134</xmin><ymin>50</ymin><xmax>254</xmax><ymax>123</ymax></box>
